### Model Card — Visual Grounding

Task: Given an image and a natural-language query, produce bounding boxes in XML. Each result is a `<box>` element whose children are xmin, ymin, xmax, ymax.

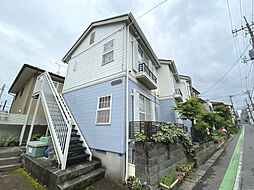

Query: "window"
<box><xmin>138</xmin><ymin>47</ymin><xmax>151</xmax><ymax>69</ymax></box>
<box><xmin>90</xmin><ymin>32</ymin><xmax>95</xmax><ymax>45</ymax></box>
<box><xmin>102</xmin><ymin>40</ymin><xmax>114</xmax><ymax>64</ymax></box>
<box><xmin>96</xmin><ymin>95</ymin><xmax>112</xmax><ymax>124</ymax></box>
<box><xmin>139</xmin><ymin>94</ymin><xmax>151</xmax><ymax>121</ymax></box>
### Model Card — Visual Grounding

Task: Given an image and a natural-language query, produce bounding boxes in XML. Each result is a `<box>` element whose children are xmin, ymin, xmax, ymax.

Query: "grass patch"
<box><xmin>10</xmin><ymin>168</ymin><xmax>46</xmax><ymax>190</ymax></box>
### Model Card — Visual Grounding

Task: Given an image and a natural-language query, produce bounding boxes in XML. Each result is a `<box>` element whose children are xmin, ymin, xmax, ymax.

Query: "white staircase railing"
<box><xmin>34</xmin><ymin>71</ymin><xmax>92</xmax><ymax>170</ymax></box>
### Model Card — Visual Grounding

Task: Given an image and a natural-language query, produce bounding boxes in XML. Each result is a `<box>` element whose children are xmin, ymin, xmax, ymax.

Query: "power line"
<box><xmin>202</xmin><ymin>43</ymin><xmax>251</xmax><ymax>94</ymax></box>
<box><xmin>203</xmin><ymin>76</ymin><xmax>247</xmax><ymax>93</ymax></box>
<box><xmin>136</xmin><ymin>0</ymin><xmax>169</xmax><ymax>20</ymax></box>
<box><xmin>226</xmin><ymin>0</ymin><xmax>244</xmax><ymax>90</ymax></box>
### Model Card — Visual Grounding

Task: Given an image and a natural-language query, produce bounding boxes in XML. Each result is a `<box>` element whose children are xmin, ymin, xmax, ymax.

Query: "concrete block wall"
<box><xmin>194</xmin><ymin>136</ymin><xmax>227</xmax><ymax>167</ymax></box>
<box><xmin>135</xmin><ymin>142</ymin><xmax>188</xmax><ymax>186</ymax></box>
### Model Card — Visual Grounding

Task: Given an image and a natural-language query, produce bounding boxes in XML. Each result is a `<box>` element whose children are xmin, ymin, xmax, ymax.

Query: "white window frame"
<box><xmin>102</xmin><ymin>39</ymin><xmax>114</xmax><ymax>65</ymax></box>
<box><xmin>95</xmin><ymin>94</ymin><xmax>112</xmax><ymax>125</ymax></box>
<box><xmin>139</xmin><ymin>94</ymin><xmax>152</xmax><ymax>121</ymax></box>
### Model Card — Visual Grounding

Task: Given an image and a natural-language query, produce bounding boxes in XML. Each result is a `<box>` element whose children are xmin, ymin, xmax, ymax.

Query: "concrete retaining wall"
<box><xmin>194</xmin><ymin>136</ymin><xmax>227</xmax><ymax>167</ymax></box>
<box><xmin>135</xmin><ymin>142</ymin><xmax>188</xmax><ymax>187</ymax></box>
<box><xmin>135</xmin><ymin>137</ymin><xmax>228</xmax><ymax>188</ymax></box>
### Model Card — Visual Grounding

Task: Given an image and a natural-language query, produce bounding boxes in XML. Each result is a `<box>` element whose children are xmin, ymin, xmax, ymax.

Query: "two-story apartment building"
<box><xmin>61</xmin><ymin>13</ymin><xmax>197</xmax><ymax>182</ymax></box>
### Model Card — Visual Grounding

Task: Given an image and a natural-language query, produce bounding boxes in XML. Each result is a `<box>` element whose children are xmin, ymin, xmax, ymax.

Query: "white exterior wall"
<box><xmin>177</xmin><ymin>79</ymin><xmax>191</xmax><ymax>101</ymax></box>
<box><xmin>157</xmin><ymin>64</ymin><xmax>175</xmax><ymax>99</ymax></box>
<box><xmin>63</xmin><ymin>22</ymin><xmax>126</xmax><ymax>92</ymax></box>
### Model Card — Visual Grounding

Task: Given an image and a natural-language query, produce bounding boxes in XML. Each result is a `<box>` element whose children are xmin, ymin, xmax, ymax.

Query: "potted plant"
<box><xmin>31</xmin><ymin>134</ymin><xmax>41</xmax><ymax>141</ymax></box>
<box><xmin>8</xmin><ymin>136</ymin><xmax>18</xmax><ymax>147</ymax></box>
<box><xmin>127</xmin><ymin>176</ymin><xmax>149</xmax><ymax>190</ymax></box>
<box><xmin>159</xmin><ymin>170</ymin><xmax>178</xmax><ymax>190</ymax></box>
<box><xmin>1</xmin><ymin>135</ymin><xmax>9</xmax><ymax>147</ymax></box>
<box><xmin>176</xmin><ymin>163</ymin><xmax>195</xmax><ymax>175</ymax></box>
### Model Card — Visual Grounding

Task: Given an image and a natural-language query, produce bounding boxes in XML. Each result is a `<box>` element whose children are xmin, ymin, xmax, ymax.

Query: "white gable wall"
<box><xmin>63</xmin><ymin>22</ymin><xmax>126</xmax><ymax>92</ymax></box>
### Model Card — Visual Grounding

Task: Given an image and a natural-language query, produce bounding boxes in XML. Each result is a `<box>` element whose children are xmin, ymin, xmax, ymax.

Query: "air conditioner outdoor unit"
<box><xmin>249</xmin><ymin>48</ymin><xmax>254</xmax><ymax>60</ymax></box>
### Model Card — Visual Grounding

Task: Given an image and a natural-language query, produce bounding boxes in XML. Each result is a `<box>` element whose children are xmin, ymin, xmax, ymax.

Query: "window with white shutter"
<box><xmin>96</xmin><ymin>95</ymin><xmax>112</xmax><ymax>124</ymax></box>
<box><xmin>102</xmin><ymin>40</ymin><xmax>114</xmax><ymax>64</ymax></box>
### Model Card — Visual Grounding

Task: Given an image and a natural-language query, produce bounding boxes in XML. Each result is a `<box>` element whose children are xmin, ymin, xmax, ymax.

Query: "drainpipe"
<box><xmin>125</xmin><ymin>23</ymin><xmax>130</xmax><ymax>182</ymax></box>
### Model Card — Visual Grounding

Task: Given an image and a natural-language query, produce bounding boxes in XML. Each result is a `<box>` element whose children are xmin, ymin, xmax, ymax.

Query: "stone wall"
<box><xmin>135</xmin><ymin>142</ymin><xmax>188</xmax><ymax>186</ymax></box>
<box><xmin>134</xmin><ymin>137</ymin><xmax>228</xmax><ymax>188</ymax></box>
<box><xmin>194</xmin><ymin>136</ymin><xmax>227</xmax><ymax>167</ymax></box>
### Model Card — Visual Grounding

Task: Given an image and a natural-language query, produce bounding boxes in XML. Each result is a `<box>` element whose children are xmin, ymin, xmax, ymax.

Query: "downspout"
<box><xmin>125</xmin><ymin>23</ymin><xmax>130</xmax><ymax>182</ymax></box>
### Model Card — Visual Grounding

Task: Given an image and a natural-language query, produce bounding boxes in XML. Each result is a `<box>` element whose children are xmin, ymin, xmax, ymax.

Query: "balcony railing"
<box><xmin>129</xmin><ymin>121</ymin><xmax>184</xmax><ymax>139</ymax></box>
<box><xmin>174</xmin><ymin>88</ymin><xmax>183</xmax><ymax>102</ymax></box>
<box><xmin>175</xmin><ymin>89</ymin><xmax>182</xmax><ymax>96</ymax></box>
<box><xmin>138</xmin><ymin>63</ymin><xmax>157</xmax><ymax>83</ymax></box>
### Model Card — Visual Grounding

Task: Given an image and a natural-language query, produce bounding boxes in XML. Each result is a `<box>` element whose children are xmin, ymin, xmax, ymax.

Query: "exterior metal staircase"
<box><xmin>33</xmin><ymin>72</ymin><xmax>92</xmax><ymax>170</ymax></box>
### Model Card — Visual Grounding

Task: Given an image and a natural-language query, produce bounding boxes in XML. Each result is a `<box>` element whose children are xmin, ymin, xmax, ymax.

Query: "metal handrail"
<box><xmin>129</xmin><ymin>121</ymin><xmax>184</xmax><ymax>139</ymax></box>
<box><xmin>43</xmin><ymin>72</ymin><xmax>72</xmax><ymax>170</ymax></box>
<box><xmin>138</xmin><ymin>63</ymin><xmax>157</xmax><ymax>83</ymax></box>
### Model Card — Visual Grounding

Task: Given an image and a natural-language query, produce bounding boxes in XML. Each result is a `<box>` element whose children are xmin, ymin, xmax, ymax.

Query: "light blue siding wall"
<box><xmin>159</xmin><ymin>99</ymin><xmax>177</xmax><ymax>123</ymax></box>
<box><xmin>63</xmin><ymin>77</ymin><xmax>126</xmax><ymax>153</ymax></box>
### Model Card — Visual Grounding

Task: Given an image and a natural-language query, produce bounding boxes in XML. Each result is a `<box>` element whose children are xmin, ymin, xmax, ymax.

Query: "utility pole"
<box><xmin>0</xmin><ymin>84</ymin><xmax>5</xmax><ymax>101</ymax></box>
<box><xmin>232</xmin><ymin>16</ymin><xmax>254</xmax><ymax>60</ymax></box>
<box><xmin>243</xmin><ymin>16</ymin><xmax>254</xmax><ymax>48</ymax></box>
<box><xmin>244</xmin><ymin>90</ymin><xmax>254</xmax><ymax>110</ymax></box>
<box><xmin>245</xmin><ymin>99</ymin><xmax>254</xmax><ymax>123</ymax></box>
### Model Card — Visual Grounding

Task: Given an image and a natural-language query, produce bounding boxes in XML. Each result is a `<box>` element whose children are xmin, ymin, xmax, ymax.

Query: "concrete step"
<box><xmin>0</xmin><ymin>156</ymin><xmax>20</xmax><ymax>166</ymax></box>
<box><xmin>55</xmin><ymin>160</ymin><xmax>101</xmax><ymax>184</ymax></box>
<box><xmin>58</xmin><ymin>168</ymin><xmax>105</xmax><ymax>190</ymax></box>
<box><xmin>0</xmin><ymin>147</ymin><xmax>21</xmax><ymax>158</ymax></box>
<box><xmin>0</xmin><ymin>163</ymin><xmax>22</xmax><ymax>172</ymax></box>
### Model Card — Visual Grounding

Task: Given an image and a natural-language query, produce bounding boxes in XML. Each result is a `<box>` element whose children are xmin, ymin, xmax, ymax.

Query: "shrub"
<box><xmin>192</xmin><ymin>121</ymin><xmax>210</xmax><ymax>143</ymax></box>
<box><xmin>134</xmin><ymin>123</ymin><xmax>195</xmax><ymax>157</ymax></box>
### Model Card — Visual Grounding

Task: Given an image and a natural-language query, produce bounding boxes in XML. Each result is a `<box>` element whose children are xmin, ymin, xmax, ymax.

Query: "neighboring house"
<box><xmin>241</xmin><ymin>108</ymin><xmax>252</xmax><ymax>124</ymax></box>
<box><xmin>199</xmin><ymin>98</ymin><xmax>214</xmax><ymax>112</ymax></box>
<box><xmin>61</xmin><ymin>13</ymin><xmax>198</xmax><ymax>182</ymax></box>
<box><xmin>0</xmin><ymin>64</ymin><xmax>64</xmax><ymax>139</ymax></box>
<box><xmin>192</xmin><ymin>87</ymin><xmax>200</xmax><ymax>97</ymax></box>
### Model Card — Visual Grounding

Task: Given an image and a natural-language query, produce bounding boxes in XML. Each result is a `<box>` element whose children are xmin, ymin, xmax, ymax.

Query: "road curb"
<box><xmin>178</xmin><ymin>135</ymin><xmax>234</xmax><ymax>190</ymax></box>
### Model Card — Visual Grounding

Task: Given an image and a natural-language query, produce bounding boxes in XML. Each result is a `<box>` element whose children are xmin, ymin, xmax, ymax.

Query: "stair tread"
<box><xmin>67</xmin><ymin>154</ymin><xmax>88</xmax><ymax>161</ymax></box>
<box><xmin>68</xmin><ymin>146</ymin><xmax>86</xmax><ymax>152</ymax></box>
<box><xmin>0</xmin><ymin>156</ymin><xmax>20</xmax><ymax>161</ymax></box>
<box><xmin>58</xmin><ymin>168</ymin><xmax>105</xmax><ymax>189</ymax></box>
<box><xmin>0</xmin><ymin>163</ymin><xmax>22</xmax><ymax>171</ymax></box>
<box><xmin>54</xmin><ymin>160</ymin><xmax>101</xmax><ymax>176</ymax></box>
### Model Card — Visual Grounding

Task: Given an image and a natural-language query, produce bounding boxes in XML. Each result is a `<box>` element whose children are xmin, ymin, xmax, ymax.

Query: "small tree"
<box><xmin>201</xmin><ymin>112</ymin><xmax>216</xmax><ymax>128</ymax></box>
<box><xmin>214</xmin><ymin>105</ymin><xmax>232</xmax><ymax>122</ymax></box>
<box><xmin>174</xmin><ymin>97</ymin><xmax>204</xmax><ymax>127</ymax></box>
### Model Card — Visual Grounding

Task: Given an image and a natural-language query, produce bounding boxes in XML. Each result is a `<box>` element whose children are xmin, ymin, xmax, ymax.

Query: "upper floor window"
<box><xmin>138</xmin><ymin>48</ymin><xmax>151</xmax><ymax>70</ymax></box>
<box><xmin>96</xmin><ymin>95</ymin><xmax>112</xmax><ymax>124</ymax></box>
<box><xmin>90</xmin><ymin>32</ymin><xmax>95</xmax><ymax>45</ymax></box>
<box><xmin>102</xmin><ymin>39</ymin><xmax>114</xmax><ymax>64</ymax></box>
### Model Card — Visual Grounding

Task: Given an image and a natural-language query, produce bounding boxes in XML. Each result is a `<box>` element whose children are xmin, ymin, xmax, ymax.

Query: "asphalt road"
<box><xmin>193</xmin><ymin>125</ymin><xmax>254</xmax><ymax>190</ymax></box>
